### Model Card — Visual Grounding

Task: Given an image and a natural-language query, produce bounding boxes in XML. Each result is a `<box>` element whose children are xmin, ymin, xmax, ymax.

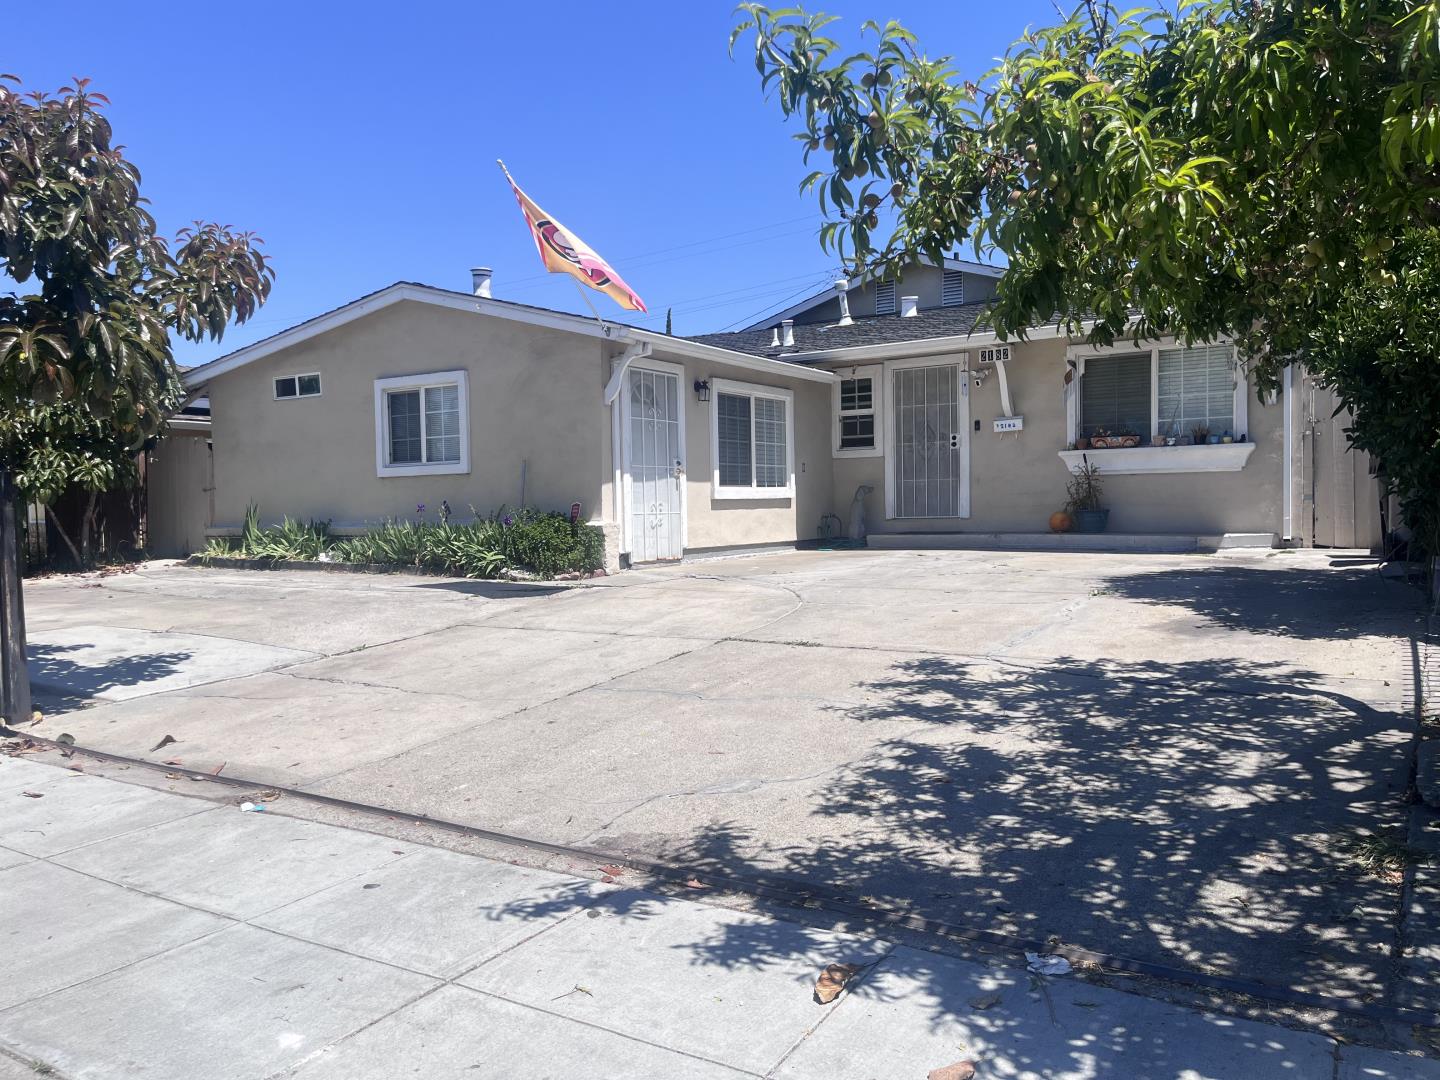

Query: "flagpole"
<box><xmin>496</xmin><ymin>158</ymin><xmax>622</xmax><ymax>337</ymax></box>
<box><xmin>569</xmin><ymin>278</ymin><xmax>612</xmax><ymax>337</ymax></box>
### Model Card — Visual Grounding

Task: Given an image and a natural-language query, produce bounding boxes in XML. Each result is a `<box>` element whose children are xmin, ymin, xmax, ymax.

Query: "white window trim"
<box><xmin>1063</xmin><ymin>340</ymin><xmax>1250</xmax><ymax>472</ymax></box>
<box><xmin>373</xmin><ymin>369</ymin><xmax>470</xmax><ymax>477</ymax></box>
<box><xmin>709</xmin><ymin>377</ymin><xmax>795</xmax><ymax>501</ymax></box>
<box><xmin>832</xmin><ymin>364</ymin><xmax>883</xmax><ymax>459</ymax></box>
<box><xmin>274</xmin><ymin>372</ymin><xmax>322</xmax><ymax>400</ymax></box>
<box><xmin>1058</xmin><ymin>443</ymin><xmax>1257</xmax><ymax>474</ymax></box>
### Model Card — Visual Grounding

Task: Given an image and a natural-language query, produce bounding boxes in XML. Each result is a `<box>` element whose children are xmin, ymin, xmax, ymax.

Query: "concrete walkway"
<box><xmin>1</xmin><ymin>755</ymin><xmax>1435</xmax><ymax>1080</ymax></box>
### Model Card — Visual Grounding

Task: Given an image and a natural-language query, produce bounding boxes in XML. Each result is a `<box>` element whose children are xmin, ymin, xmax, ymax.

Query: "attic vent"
<box><xmin>874</xmin><ymin>280</ymin><xmax>896</xmax><ymax>315</ymax></box>
<box><xmin>942</xmin><ymin>269</ymin><xmax>965</xmax><ymax>307</ymax></box>
<box><xmin>977</xmin><ymin>345</ymin><xmax>1011</xmax><ymax>364</ymax></box>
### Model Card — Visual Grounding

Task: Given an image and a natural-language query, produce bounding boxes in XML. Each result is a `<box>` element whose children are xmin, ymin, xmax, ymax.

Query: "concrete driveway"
<box><xmin>19</xmin><ymin>547</ymin><xmax>1420</xmax><ymax>1011</ymax></box>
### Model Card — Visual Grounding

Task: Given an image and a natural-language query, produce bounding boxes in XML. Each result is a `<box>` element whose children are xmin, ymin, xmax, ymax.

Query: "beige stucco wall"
<box><xmin>637</xmin><ymin>349</ymin><xmax>835</xmax><ymax>551</ymax></box>
<box><xmin>828</xmin><ymin>336</ymin><xmax>1290</xmax><ymax>536</ymax></box>
<box><xmin>201</xmin><ymin>299</ymin><xmax>837</xmax><ymax>565</ymax></box>
<box><xmin>207</xmin><ymin>301</ymin><xmax>613</xmax><ymax>531</ymax></box>
<box><xmin>145</xmin><ymin>427</ymin><xmax>211</xmax><ymax>557</ymax></box>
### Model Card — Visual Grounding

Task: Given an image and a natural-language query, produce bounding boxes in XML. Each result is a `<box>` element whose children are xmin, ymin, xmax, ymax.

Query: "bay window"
<box><xmin>1062</xmin><ymin>341</ymin><xmax>1255</xmax><ymax>474</ymax></box>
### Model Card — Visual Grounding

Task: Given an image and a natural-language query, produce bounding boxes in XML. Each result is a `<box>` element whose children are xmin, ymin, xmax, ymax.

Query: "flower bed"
<box><xmin>199</xmin><ymin>505</ymin><xmax>605</xmax><ymax>580</ymax></box>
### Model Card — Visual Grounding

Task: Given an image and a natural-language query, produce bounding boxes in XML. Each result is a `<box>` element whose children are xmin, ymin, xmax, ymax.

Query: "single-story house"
<box><xmin>175</xmin><ymin>260</ymin><xmax>1383</xmax><ymax>570</ymax></box>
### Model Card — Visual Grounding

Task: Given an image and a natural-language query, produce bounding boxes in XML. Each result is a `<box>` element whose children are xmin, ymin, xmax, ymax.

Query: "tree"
<box><xmin>732</xmin><ymin>1</ymin><xmax>1440</xmax><ymax>544</ymax></box>
<box><xmin>0</xmin><ymin>76</ymin><xmax>273</xmax><ymax>719</ymax></box>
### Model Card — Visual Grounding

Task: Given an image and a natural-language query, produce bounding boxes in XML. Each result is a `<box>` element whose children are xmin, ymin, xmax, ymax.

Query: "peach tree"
<box><xmin>733</xmin><ymin>0</ymin><xmax>1440</xmax><ymax>552</ymax></box>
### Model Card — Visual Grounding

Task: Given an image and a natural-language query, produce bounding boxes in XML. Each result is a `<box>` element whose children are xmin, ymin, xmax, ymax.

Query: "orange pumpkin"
<box><xmin>1049</xmin><ymin>511</ymin><xmax>1073</xmax><ymax>533</ymax></box>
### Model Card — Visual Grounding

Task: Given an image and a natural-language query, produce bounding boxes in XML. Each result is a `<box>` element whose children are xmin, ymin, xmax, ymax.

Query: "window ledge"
<box><xmin>1058</xmin><ymin>443</ymin><xmax>1256</xmax><ymax>475</ymax></box>
<box><xmin>711</xmin><ymin>486</ymin><xmax>794</xmax><ymax>502</ymax></box>
<box><xmin>833</xmin><ymin>447</ymin><xmax>883</xmax><ymax>459</ymax></box>
<box><xmin>377</xmin><ymin>461</ymin><xmax>470</xmax><ymax>478</ymax></box>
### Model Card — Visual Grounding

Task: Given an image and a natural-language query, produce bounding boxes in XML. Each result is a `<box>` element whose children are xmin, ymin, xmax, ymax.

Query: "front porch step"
<box><xmin>865</xmin><ymin>531</ymin><xmax>1276</xmax><ymax>554</ymax></box>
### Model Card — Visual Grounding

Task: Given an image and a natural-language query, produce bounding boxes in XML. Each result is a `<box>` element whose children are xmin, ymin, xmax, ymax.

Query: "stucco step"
<box><xmin>864</xmin><ymin>532</ymin><xmax>1275</xmax><ymax>554</ymax></box>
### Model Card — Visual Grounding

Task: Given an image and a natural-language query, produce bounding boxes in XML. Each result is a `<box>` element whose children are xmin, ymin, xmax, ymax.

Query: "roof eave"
<box><xmin>778</xmin><ymin>320</ymin><xmax>1078</xmax><ymax>364</ymax></box>
<box><xmin>636</xmin><ymin>331</ymin><xmax>837</xmax><ymax>383</ymax></box>
<box><xmin>182</xmin><ymin>283</ymin><xmax>626</xmax><ymax>391</ymax></box>
<box><xmin>182</xmin><ymin>282</ymin><xmax>834</xmax><ymax>392</ymax></box>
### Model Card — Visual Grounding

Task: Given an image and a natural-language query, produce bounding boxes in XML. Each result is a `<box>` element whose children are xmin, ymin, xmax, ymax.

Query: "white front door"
<box><xmin>890</xmin><ymin>362</ymin><xmax>970</xmax><ymax>518</ymax></box>
<box><xmin>623</xmin><ymin>365</ymin><xmax>684</xmax><ymax>562</ymax></box>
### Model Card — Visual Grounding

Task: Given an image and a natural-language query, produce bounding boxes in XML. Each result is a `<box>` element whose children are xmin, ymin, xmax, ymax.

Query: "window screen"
<box><xmin>717</xmin><ymin>393</ymin><xmax>752</xmax><ymax>487</ymax></box>
<box><xmin>1157</xmin><ymin>345</ymin><xmax>1235</xmax><ymax>437</ymax></box>
<box><xmin>424</xmin><ymin>384</ymin><xmax>461</xmax><ymax>463</ymax></box>
<box><xmin>1080</xmin><ymin>354</ymin><xmax>1151</xmax><ymax>438</ymax></box>
<box><xmin>753</xmin><ymin>396</ymin><xmax>787</xmax><ymax>487</ymax></box>
<box><xmin>296</xmin><ymin>373</ymin><xmax>321</xmax><ymax>396</ymax></box>
<box><xmin>387</xmin><ymin>390</ymin><xmax>423</xmax><ymax>464</ymax></box>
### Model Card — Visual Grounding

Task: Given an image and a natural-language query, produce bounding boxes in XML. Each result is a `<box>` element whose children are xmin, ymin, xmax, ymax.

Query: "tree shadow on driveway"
<box><xmin>635</xmin><ymin>653</ymin><xmax>1408</xmax><ymax>1013</ymax></box>
<box><xmin>1096</xmin><ymin>563</ymin><xmax>1417</xmax><ymax>639</ymax></box>
<box><xmin>26</xmin><ymin>642</ymin><xmax>193</xmax><ymax>712</ymax></box>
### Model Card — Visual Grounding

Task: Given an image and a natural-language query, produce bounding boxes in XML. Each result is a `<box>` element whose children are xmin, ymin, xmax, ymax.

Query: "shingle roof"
<box><xmin>690</xmin><ymin>302</ymin><xmax>995</xmax><ymax>361</ymax></box>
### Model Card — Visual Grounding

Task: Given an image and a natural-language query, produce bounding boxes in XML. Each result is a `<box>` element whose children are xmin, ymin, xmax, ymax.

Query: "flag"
<box><xmin>498</xmin><ymin>161</ymin><xmax>647</xmax><ymax>313</ymax></box>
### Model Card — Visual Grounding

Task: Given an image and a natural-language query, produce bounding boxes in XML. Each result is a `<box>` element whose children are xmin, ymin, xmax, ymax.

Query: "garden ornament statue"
<box><xmin>849</xmin><ymin>485</ymin><xmax>874</xmax><ymax>542</ymax></box>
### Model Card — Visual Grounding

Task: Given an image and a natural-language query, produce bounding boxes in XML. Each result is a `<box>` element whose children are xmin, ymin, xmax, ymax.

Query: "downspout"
<box><xmin>993</xmin><ymin>355</ymin><xmax>1015</xmax><ymax>418</ymax></box>
<box><xmin>604</xmin><ymin>338</ymin><xmax>650</xmax><ymax>569</ymax></box>
<box><xmin>1281</xmin><ymin>364</ymin><xmax>1293</xmax><ymax>543</ymax></box>
<box><xmin>603</xmin><ymin>340</ymin><xmax>651</xmax><ymax>405</ymax></box>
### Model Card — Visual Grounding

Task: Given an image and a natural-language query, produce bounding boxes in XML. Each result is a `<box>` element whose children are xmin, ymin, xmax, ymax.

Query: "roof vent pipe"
<box><xmin>781</xmin><ymin>319</ymin><xmax>796</xmax><ymax>348</ymax></box>
<box><xmin>770</xmin><ymin>327</ymin><xmax>781</xmax><ymax>348</ymax></box>
<box><xmin>471</xmin><ymin>267</ymin><xmax>493</xmax><ymax>298</ymax></box>
<box><xmin>835</xmin><ymin>279</ymin><xmax>852</xmax><ymax>326</ymax></box>
<box><xmin>900</xmin><ymin>295</ymin><xmax>919</xmax><ymax>318</ymax></box>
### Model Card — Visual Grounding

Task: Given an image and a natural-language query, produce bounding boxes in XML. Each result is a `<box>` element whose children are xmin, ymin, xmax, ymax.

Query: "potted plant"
<box><xmin>1065</xmin><ymin>458</ymin><xmax>1109</xmax><ymax>533</ymax></box>
<box><xmin>1191</xmin><ymin>423</ymin><xmax>1210</xmax><ymax>446</ymax></box>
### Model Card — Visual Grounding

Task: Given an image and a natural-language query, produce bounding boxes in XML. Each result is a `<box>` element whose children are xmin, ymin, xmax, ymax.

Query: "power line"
<box><xmin>716</xmin><ymin>274</ymin><xmax>839</xmax><ymax>332</ymax></box>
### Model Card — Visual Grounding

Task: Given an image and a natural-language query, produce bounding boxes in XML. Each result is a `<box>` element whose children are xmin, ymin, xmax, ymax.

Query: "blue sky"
<box><xmin>10</xmin><ymin>0</ymin><xmax>1061</xmax><ymax>366</ymax></box>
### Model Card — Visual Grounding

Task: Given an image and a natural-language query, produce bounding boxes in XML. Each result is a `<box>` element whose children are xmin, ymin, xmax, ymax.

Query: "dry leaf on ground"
<box><xmin>149</xmin><ymin>735</ymin><xmax>176</xmax><ymax>753</ymax></box>
<box><xmin>928</xmin><ymin>1062</ymin><xmax>977</xmax><ymax>1080</ymax></box>
<box><xmin>20</xmin><ymin>791</ymin><xmax>43</xmax><ymax>798</ymax></box>
<box><xmin>968</xmin><ymin>992</ymin><xmax>1002</xmax><ymax>1010</ymax></box>
<box><xmin>598</xmin><ymin>864</ymin><xmax>625</xmax><ymax>876</ymax></box>
<box><xmin>813</xmin><ymin>963</ymin><xmax>863</xmax><ymax>1004</ymax></box>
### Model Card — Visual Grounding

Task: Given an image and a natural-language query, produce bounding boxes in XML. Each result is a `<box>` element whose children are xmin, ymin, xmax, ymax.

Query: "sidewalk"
<box><xmin>1</xmin><ymin>754</ymin><xmax>1436</xmax><ymax>1080</ymax></box>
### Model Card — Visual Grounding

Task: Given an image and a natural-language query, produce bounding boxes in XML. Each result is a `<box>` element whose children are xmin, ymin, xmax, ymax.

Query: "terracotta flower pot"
<box><xmin>1049</xmin><ymin>511</ymin><xmax>1073</xmax><ymax>533</ymax></box>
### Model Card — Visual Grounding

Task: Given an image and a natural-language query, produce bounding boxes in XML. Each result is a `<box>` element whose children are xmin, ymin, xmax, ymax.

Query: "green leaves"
<box><xmin>0</xmin><ymin>77</ymin><xmax>274</xmax><ymax>473</ymax></box>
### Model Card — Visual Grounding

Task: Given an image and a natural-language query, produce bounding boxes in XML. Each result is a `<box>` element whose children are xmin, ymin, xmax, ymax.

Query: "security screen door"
<box><xmin>893</xmin><ymin>363</ymin><xmax>966</xmax><ymax>518</ymax></box>
<box><xmin>626</xmin><ymin>366</ymin><xmax>683</xmax><ymax>562</ymax></box>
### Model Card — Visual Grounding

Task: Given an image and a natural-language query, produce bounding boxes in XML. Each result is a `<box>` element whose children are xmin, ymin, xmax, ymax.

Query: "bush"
<box><xmin>201</xmin><ymin>504</ymin><xmax>602</xmax><ymax>580</ymax></box>
<box><xmin>331</xmin><ymin>518</ymin><xmax>506</xmax><ymax>579</ymax></box>
<box><xmin>201</xmin><ymin>505</ymin><xmax>331</xmax><ymax>562</ymax></box>
<box><xmin>494</xmin><ymin>507</ymin><xmax>605</xmax><ymax>578</ymax></box>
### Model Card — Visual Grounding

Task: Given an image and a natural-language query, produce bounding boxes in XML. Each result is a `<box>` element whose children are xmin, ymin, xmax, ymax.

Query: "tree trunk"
<box><xmin>45</xmin><ymin>504</ymin><xmax>83</xmax><ymax>569</ymax></box>
<box><xmin>0</xmin><ymin>471</ymin><xmax>32</xmax><ymax>727</ymax></box>
<box><xmin>79</xmin><ymin>490</ymin><xmax>98</xmax><ymax>567</ymax></box>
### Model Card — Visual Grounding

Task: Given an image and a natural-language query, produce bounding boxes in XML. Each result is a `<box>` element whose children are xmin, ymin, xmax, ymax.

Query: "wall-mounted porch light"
<box><xmin>693</xmin><ymin>378</ymin><xmax>711</xmax><ymax>403</ymax></box>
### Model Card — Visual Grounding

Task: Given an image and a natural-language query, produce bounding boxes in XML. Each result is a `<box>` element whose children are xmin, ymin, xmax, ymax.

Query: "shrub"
<box><xmin>495</xmin><ymin>507</ymin><xmax>605</xmax><ymax>578</ymax></box>
<box><xmin>199</xmin><ymin>504</ymin><xmax>602</xmax><ymax>579</ymax></box>
<box><xmin>332</xmin><ymin>518</ymin><xmax>506</xmax><ymax>579</ymax></box>
<box><xmin>200</xmin><ymin>505</ymin><xmax>332</xmax><ymax>562</ymax></box>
